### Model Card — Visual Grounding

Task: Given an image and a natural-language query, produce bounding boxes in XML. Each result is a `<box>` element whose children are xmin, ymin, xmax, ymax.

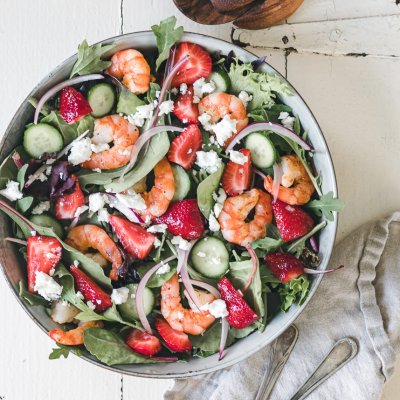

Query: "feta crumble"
<box><xmin>229</xmin><ymin>150</ymin><xmax>248</xmax><ymax>165</ymax></box>
<box><xmin>0</xmin><ymin>180</ymin><xmax>23</xmax><ymax>201</ymax></box>
<box><xmin>91</xmin><ymin>143</ymin><xmax>110</xmax><ymax>153</ymax></box>
<box><xmin>201</xmin><ymin>299</ymin><xmax>229</xmax><ymax>318</ymax></box>
<box><xmin>111</xmin><ymin>287</ymin><xmax>129</xmax><ymax>305</ymax></box>
<box><xmin>51</xmin><ymin>301</ymin><xmax>79</xmax><ymax>324</ymax></box>
<box><xmin>238</xmin><ymin>91</ymin><xmax>253</xmax><ymax>107</ymax></box>
<box><xmin>195</xmin><ymin>150</ymin><xmax>222</xmax><ymax>174</ymax></box>
<box><xmin>156</xmin><ymin>263</ymin><xmax>171</xmax><ymax>275</ymax></box>
<box><xmin>208</xmin><ymin>212</ymin><xmax>221</xmax><ymax>232</ymax></box>
<box><xmin>154</xmin><ymin>237</ymin><xmax>161</xmax><ymax>248</ymax></box>
<box><xmin>34</xmin><ymin>272</ymin><xmax>63</xmax><ymax>301</ymax></box>
<box><xmin>87</xmin><ymin>301</ymin><xmax>96</xmax><ymax>310</ymax></box>
<box><xmin>31</xmin><ymin>201</ymin><xmax>50</xmax><ymax>215</ymax></box>
<box><xmin>88</xmin><ymin>193</ymin><xmax>108</xmax><ymax>213</ymax></box>
<box><xmin>128</xmin><ymin>103</ymin><xmax>156</xmax><ymax>127</ymax></box>
<box><xmin>171</xmin><ymin>235</ymin><xmax>191</xmax><ymax>251</ymax></box>
<box><xmin>68</xmin><ymin>137</ymin><xmax>92</xmax><ymax>165</ymax></box>
<box><xmin>213</xmin><ymin>115</ymin><xmax>237</xmax><ymax>146</ymax></box>
<box><xmin>97</xmin><ymin>208</ymin><xmax>110</xmax><ymax>223</ymax></box>
<box><xmin>147</xmin><ymin>223</ymin><xmax>168</xmax><ymax>233</ymax></box>
<box><xmin>76</xmin><ymin>291</ymin><xmax>84</xmax><ymax>300</ymax></box>
<box><xmin>278</xmin><ymin>111</ymin><xmax>295</xmax><ymax>131</ymax></box>
<box><xmin>180</xmin><ymin>83</ymin><xmax>188</xmax><ymax>95</ymax></box>
<box><xmin>116</xmin><ymin>190</ymin><xmax>147</xmax><ymax>210</ymax></box>
<box><xmin>193</xmin><ymin>78</ymin><xmax>216</xmax><ymax>103</ymax></box>
<box><xmin>158</xmin><ymin>100</ymin><xmax>174</xmax><ymax>116</ymax></box>
<box><xmin>74</xmin><ymin>205</ymin><xmax>89</xmax><ymax>218</ymax></box>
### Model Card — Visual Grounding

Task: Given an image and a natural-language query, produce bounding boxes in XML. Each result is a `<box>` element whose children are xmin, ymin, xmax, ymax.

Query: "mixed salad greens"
<box><xmin>0</xmin><ymin>17</ymin><xmax>344</xmax><ymax>365</ymax></box>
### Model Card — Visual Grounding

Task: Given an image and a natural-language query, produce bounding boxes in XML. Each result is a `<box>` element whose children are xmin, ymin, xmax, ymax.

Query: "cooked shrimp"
<box><xmin>198</xmin><ymin>92</ymin><xmax>248</xmax><ymax>146</ymax></box>
<box><xmin>136</xmin><ymin>157</ymin><xmax>175</xmax><ymax>219</ymax></box>
<box><xmin>161</xmin><ymin>274</ymin><xmax>215</xmax><ymax>335</ymax></box>
<box><xmin>263</xmin><ymin>155</ymin><xmax>315</xmax><ymax>205</ymax></box>
<box><xmin>65</xmin><ymin>225</ymin><xmax>123</xmax><ymax>281</ymax></box>
<box><xmin>81</xmin><ymin>115</ymin><xmax>139</xmax><ymax>170</ymax></box>
<box><xmin>107</xmin><ymin>49</ymin><xmax>151</xmax><ymax>94</ymax></box>
<box><xmin>219</xmin><ymin>189</ymin><xmax>273</xmax><ymax>246</ymax></box>
<box><xmin>49</xmin><ymin>321</ymin><xmax>103</xmax><ymax>345</ymax></box>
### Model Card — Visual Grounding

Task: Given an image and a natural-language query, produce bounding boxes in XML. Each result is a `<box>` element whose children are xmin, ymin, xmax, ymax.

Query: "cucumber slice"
<box><xmin>209</xmin><ymin>70</ymin><xmax>230</xmax><ymax>93</ymax></box>
<box><xmin>172</xmin><ymin>165</ymin><xmax>191</xmax><ymax>202</ymax></box>
<box><xmin>117</xmin><ymin>283</ymin><xmax>154</xmax><ymax>323</ymax></box>
<box><xmin>245</xmin><ymin>132</ymin><xmax>276</xmax><ymax>168</ymax></box>
<box><xmin>23</xmin><ymin>123</ymin><xmax>63</xmax><ymax>159</ymax></box>
<box><xmin>191</xmin><ymin>237</ymin><xmax>229</xmax><ymax>279</ymax></box>
<box><xmin>30</xmin><ymin>214</ymin><xmax>64</xmax><ymax>239</ymax></box>
<box><xmin>87</xmin><ymin>83</ymin><xmax>116</xmax><ymax>117</ymax></box>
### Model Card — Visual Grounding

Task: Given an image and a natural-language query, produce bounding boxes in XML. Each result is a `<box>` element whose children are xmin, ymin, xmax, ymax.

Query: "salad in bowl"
<box><xmin>0</xmin><ymin>17</ymin><xmax>343</xmax><ymax>369</ymax></box>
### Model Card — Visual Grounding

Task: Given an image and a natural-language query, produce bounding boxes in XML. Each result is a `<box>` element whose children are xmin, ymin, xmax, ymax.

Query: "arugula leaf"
<box><xmin>83</xmin><ymin>328</ymin><xmax>159</xmax><ymax>365</ymax></box>
<box><xmin>146</xmin><ymin>83</ymin><xmax>161</xmax><ymax>104</ymax></box>
<box><xmin>306</xmin><ymin>192</ymin><xmax>344</xmax><ymax>222</ymax></box>
<box><xmin>151</xmin><ymin>16</ymin><xmax>184</xmax><ymax>71</ymax></box>
<box><xmin>196</xmin><ymin>163</ymin><xmax>225</xmax><ymax>219</ymax></box>
<box><xmin>28</xmin><ymin>97</ymin><xmax>53</xmax><ymax>116</ymax></box>
<box><xmin>116</xmin><ymin>87</ymin><xmax>145</xmax><ymax>116</ymax></box>
<box><xmin>0</xmin><ymin>150</ymin><xmax>19</xmax><ymax>189</ymax></box>
<box><xmin>18</xmin><ymin>280</ymin><xmax>50</xmax><ymax>306</ymax></box>
<box><xmin>279</xmin><ymin>276</ymin><xmax>309</xmax><ymax>311</ymax></box>
<box><xmin>49</xmin><ymin>343</ymin><xmax>82</xmax><ymax>360</ymax></box>
<box><xmin>190</xmin><ymin>322</ymin><xmax>235</xmax><ymax>354</ymax></box>
<box><xmin>230</xmin><ymin>322</ymin><xmax>259</xmax><ymax>339</ymax></box>
<box><xmin>137</xmin><ymin>263</ymin><xmax>176</xmax><ymax>288</ymax></box>
<box><xmin>228</xmin><ymin>59</ymin><xmax>292</xmax><ymax>110</ymax></box>
<box><xmin>251</xmin><ymin>237</ymin><xmax>283</xmax><ymax>253</ymax></box>
<box><xmin>16</xmin><ymin>197</ymin><xmax>34</xmax><ymax>213</ymax></box>
<box><xmin>70</xmin><ymin>40</ymin><xmax>115</xmax><ymax>78</ymax></box>
<box><xmin>229</xmin><ymin>260</ymin><xmax>264</xmax><ymax>318</ymax></box>
<box><xmin>17</xmin><ymin>164</ymin><xmax>28</xmax><ymax>190</ymax></box>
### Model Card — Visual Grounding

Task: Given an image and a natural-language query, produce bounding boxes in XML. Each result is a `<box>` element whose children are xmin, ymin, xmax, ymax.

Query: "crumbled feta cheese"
<box><xmin>128</xmin><ymin>103</ymin><xmax>156</xmax><ymax>127</ymax></box>
<box><xmin>155</xmin><ymin>90</ymin><xmax>161</xmax><ymax>98</ymax></box>
<box><xmin>193</xmin><ymin>78</ymin><xmax>215</xmax><ymax>103</ymax></box>
<box><xmin>147</xmin><ymin>223</ymin><xmax>168</xmax><ymax>233</ymax></box>
<box><xmin>158</xmin><ymin>100</ymin><xmax>174</xmax><ymax>116</ymax></box>
<box><xmin>30</xmin><ymin>172</ymin><xmax>48</xmax><ymax>182</ymax></box>
<box><xmin>213</xmin><ymin>202</ymin><xmax>223</xmax><ymax>218</ymax></box>
<box><xmin>200</xmin><ymin>299</ymin><xmax>229</xmax><ymax>318</ymax></box>
<box><xmin>171</xmin><ymin>235</ymin><xmax>191</xmax><ymax>251</ymax></box>
<box><xmin>182</xmin><ymin>118</ymin><xmax>188</xmax><ymax>124</ymax></box>
<box><xmin>45</xmin><ymin>166</ymin><xmax>52</xmax><ymax>176</ymax></box>
<box><xmin>0</xmin><ymin>180</ymin><xmax>23</xmax><ymax>201</ymax></box>
<box><xmin>195</xmin><ymin>150</ymin><xmax>222</xmax><ymax>174</ymax></box>
<box><xmin>31</xmin><ymin>201</ymin><xmax>50</xmax><ymax>215</ymax></box>
<box><xmin>278</xmin><ymin>111</ymin><xmax>295</xmax><ymax>131</ymax></box>
<box><xmin>213</xmin><ymin>115</ymin><xmax>237</xmax><ymax>146</ymax></box>
<box><xmin>88</xmin><ymin>193</ymin><xmax>108</xmax><ymax>213</ymax></box>
<box><xmin>68</xmin><ymin>137</ymin><xmax>92</xmax><ymax>165</ymax></box>
<box><xmin>209</xmin><ymin>212</ymin><xmax>220</xmax><ymax>232</ymax></box>
<box><xmin>229</xmin><ymin>150</ymin><xmax>248</xmax><ymax>165</ymax></box>
<box><xmin>74</xmin><ymin>205</ymin><xmax>89</xmax><ymax>218</ymax></box>
<box><xmin>97</xmin><ymin>208</ymin><xmax>110</xmax><ymax>223</ymax></box>
<box><xmin>196</xmin><ymin>251</ymin><xmax>206</xmax><ymax>258</ymax></box>
<box><xmin>91</xmin><ymin>143</ymin><xmax>110</xmax><ymax>153</ymax></box>
<box><xmin>111</xmin><ymin>287</ymin><xmax>129</xmax><ymax>305</ymax></box>
<box><xmin>215</xmin><ymin>188</ymin><xmax>227</xmax><ymax>204</ymax></box>
<box><xmin>116</xmin><ymin>190</ymin><xmax>147</xmax><ymax>210</ymax></box>
<box><xmin>238</xmin><ymin>91</ymin><xmax>253</xmax><ymax>107</ymax></box>
<box><xmin>76</xmin><ymin>291</ymin><xmax>84</xmax><ymax>300</ymax></box>
<box><xmin>93</xmin><ymin>168</ymin><xmax>102</xmax><ymax>173</ymax></box>
<box><xmin>49</xmin><ymin>268</ymin><xmax>55</xmax><ymax>277</ymax></box>
<box><xmin>34</xmin><ymin>272</ymin><xmax>63</xmax><ymax>301</ymax></box>
<box><xmin>156</xmin><ymin>263</ymin><xmax>171</xmax><ymax>275</ymax></box>
<box><xmin>87</xmin><ymin>301</ymin><xmax>96</xmax><ymax>310</ymax></box>
<box><xmin>154</xmin><ymin>237</ymin><xmax>161</xmax><ymax>248</ymax></box>
<box><xmin>73</xmin><ymin>260</ymin><xmax>80</xmax><ymax>268</ymax></box>
<box><xmin>198</xmin><ymin>112</ymin><xmax>213</xmax><ymax>131</ymax></box>
<box><xmin>180</xmin><ymin>83</ymin><xmax>188</xmax><ymax>95</ymax></box>
<box><xmin>46</xmin><ymin>158</ymin><xmax>56</xmax><ymax>165</ymax></box>
<box><xmin>51</xmin><ymin>301</ymin><xmax>79</xmax><ymax>324</ymax></box>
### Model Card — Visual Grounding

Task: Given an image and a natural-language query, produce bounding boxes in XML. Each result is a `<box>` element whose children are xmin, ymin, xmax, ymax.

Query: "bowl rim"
<box><xmin>0</xmin><ymin>30</ymin><xmax>338</xmax><ymax>378</ymax></box>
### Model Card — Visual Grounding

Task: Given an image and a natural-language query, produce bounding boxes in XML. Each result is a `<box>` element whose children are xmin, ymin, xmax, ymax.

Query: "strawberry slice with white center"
<box><xmin>59</xmin><ymin>86</ymin><xmax>92</xmax><ymax>124</ymax></box>
<box><xmin>55</xmin><ymin>175</ymin><xmax>85</xmax><ymax>220</ymax></box>
<box><xmin>126</xmin><ymin>329</ymin><xmax>162</xmax><ymax>356</ymax></box>
<box><xmin>27</xmin><ymin>236</ymin><xmax>62</xmax><ymax>292</ymax></box>
<box><xmin>173</xmin><ymin>86</ymin><xmax>199</xmax><ymax>124</ymax></box>
<box><xmin>221</xmin><ymin>148</ymin><xmax>253</xmax><ymax>196</ymax></box>
<box><xmin>109</xmin><ymin>215</ymin><xmax>155</xmax><ymax>259</ymax></box>
<box><xmin>168</xmin><ymin>125</ymin><xmax>203</xmax><ymax>170</ymax></box>
<box><xmin>155</xmin><ymin>316</ymin><xmax>192</xmax><ymax>353</ymax></box>
<box><xmin>171</xmin><ymin>42</ymin><xmax>212</xmax><ymax>87</ymax></box>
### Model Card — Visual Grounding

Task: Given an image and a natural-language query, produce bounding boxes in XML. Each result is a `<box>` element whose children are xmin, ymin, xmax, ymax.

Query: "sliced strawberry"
<box><xmin>154</xmin><ymin>199</ymin><xmax>204</xmax><ymax>240</ymax></box>
<box><xmin>168</xmin><ymin>125</ymin><xmax>203</xmax><ymax>170</ymax></box>
<box><xmin>218</xmin><ymin>276</ymin><xmax>258</xmax><ymax>329</ymax></box>
<box><xmin>27</xmin><ymin>236</ymin><xmax>62</xmax><ymax>292</ymax></box>
<box><xmin>272</xmin><ymin>199</ymin><xmax>315</xmax><ymax>242</ymax></box>
<box><xmin>173</xmin><ymin>86</ymin><xmax>199</xmax><ymax>124</ymax></box>
<box><xmin>265</xmin><ymin>253</ymin><xmax>305</xmax><ymax>283</ymax></box>
<box><xmin>69</xmin><ymin>265</ymin><xmax>112</xmax><ymax>312</ymax></box>
<box><xmin>126</xmin><ymin>329</ymin><xmax>162</xmax><ymax>356</ymax></box>
<box><xmin>59</xmin><ymin>86</ymin><xmax>92</xmax><ymax>124</ymax></box>
<box><xmin>155</xmin><ymin>316</ymin><xmax>192</xmax><ymax>352</ymax></box>
<box><xmin>221</xmin><ymin>148</ymin><xmax>252</xmax><ymax>196</ymax></box>
<box><xmin>55</xmin><ymin>175</ymin><xmax>85</xmax><ymax>220</ymax></box>
<box><xmin>171</xmin><ymin>42</ymin><xmax>212</xmax><ymax>87</ymax></box>
<box><xmin>109</xmin><ymin>215</ymin><xmax>155</xmax><ymax>259</ymax></box>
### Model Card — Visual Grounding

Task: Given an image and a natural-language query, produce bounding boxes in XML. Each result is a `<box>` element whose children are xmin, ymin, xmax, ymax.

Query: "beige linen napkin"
<box><xmin>165</xmin><ymin>213</ymin><xmax>400</xmax><ymax>400</ymax></box>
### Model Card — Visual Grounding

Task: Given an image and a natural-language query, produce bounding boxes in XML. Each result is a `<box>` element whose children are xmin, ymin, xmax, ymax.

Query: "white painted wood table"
<box><xmin>0</xmin><ymin>0</ymin><xmax>399</xmax><ymax>399</ymax></box>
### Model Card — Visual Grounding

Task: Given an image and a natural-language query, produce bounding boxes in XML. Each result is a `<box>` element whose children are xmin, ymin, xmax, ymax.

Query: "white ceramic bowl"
<box><xmin>0</xmin><ymin>31</ymin><xmax>338</xmax><ymax>378</ymax></box>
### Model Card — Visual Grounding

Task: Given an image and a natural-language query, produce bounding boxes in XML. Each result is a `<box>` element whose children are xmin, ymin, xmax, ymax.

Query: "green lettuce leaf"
<box><xmin>49</xmin><ymin>343</ymin><xmax>82</xmax><ymax>360</ymax></box>
<box><xmin>151</xmin><ymin>16</ymin><xmax>184</xmax><ymax>71</ymax></box>
<box><xmin>279</xmin><ymin>276</ymin><xmax>309</xmax><ymax>311</ymax></box>
<box><xmin>18</xmin><ymin>280</ymin><xmax>49</xmax><ymax>307</ymax></box>
<box><xmin>191</xmin><ymin>322</ymin><xmax>235</xmax><ymax>355</ymax></box>
<box><xmin>116</xmin><ymin>87</ymin><xmax>145</xmax><ymax>115</ymax></box>
<box><xmin>306</xmin><ymin>192</ymin><xmax>344</xmax><ymax>222</ymax></box>
<box><xmin>70</xmin><ymin>40</ymin><xmax>115</xmax><ymax>78</ymax></box>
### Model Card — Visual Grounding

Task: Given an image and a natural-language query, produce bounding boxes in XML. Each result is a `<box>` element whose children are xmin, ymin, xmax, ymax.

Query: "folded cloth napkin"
<box><xmin>165</xmin><ymin>212</ymin><xmax>400</xmax><ymax>400</ymax></box>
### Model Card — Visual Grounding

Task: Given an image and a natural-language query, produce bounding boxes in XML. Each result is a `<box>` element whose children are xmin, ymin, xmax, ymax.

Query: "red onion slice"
<box><xmin>135</xmin><ymin>255</ymin><xmax>177</xmax><ymax>333</ymax></box>
<box><xmin>34</xmin><ymin>74</ymin><xmax>104</xmax><ymax>124</ymax></box>
<box><xmin>225</xmin><ymin>122</ymin><xmax>312</xmax><ymax>152</ymax></box>
<box><xmin>180</xmin><ymin>259</ymin><xmax>203</xmax><ymax>312</ymax></box>
<box><xmin>304</xmin><ymin>265</ymin><xmax>344</xmax><ymax>275</ymax></box>
<box><xmin>219</xmin><ymin>318</ymin><xmax>229</xmax><ymax>361</ymax></box>
<box><xmin>243</xmin><ymin>244</ymin><xmax>260</xmax><ymax>293</ymax></box>
<box><xmin>254</xmin><ymin>168</ymin><xmax>266</xmax><ymax>180</ymax></box>
<box><xmin>272</xmin><ymin>162</ymin><xmax>283</xmax><ymax>202</ymax></box>
<box><xmin>309</xmin><ymin>236</ymin><xmax>319</xmax><ymax>253</ymax></box>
